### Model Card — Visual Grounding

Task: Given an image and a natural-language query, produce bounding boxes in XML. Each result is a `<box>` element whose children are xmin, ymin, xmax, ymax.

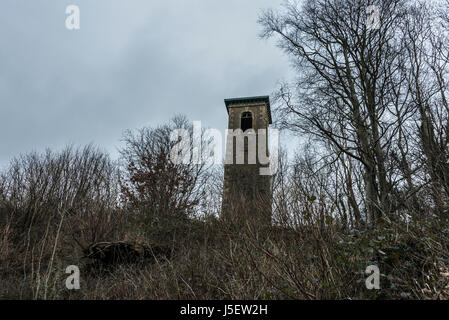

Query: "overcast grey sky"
<box><xmin>0</xmin><ymin>0</ymin><xmax>292</xmax><ymax>167</ymax></box>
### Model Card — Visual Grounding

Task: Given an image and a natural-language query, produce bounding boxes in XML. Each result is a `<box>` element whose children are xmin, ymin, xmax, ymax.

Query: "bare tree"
<box><xmin>260</xmin><ymin>0</ymin><xmax>449</xmax><ymax>224</ymax></box>
<box><xmin>119</xmin><ymin>115</ymin><xmax>209</xmax><ymax>222</ymax></box>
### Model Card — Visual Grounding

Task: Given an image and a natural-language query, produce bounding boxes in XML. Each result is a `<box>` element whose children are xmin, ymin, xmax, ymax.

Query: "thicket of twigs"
<box><xmin>2</xmin><ymin>0</ymin><xmax>449</xmax><ymax>299</ymax></box>
<box><xmin>0</xmin><ymin>122</ymin><xmax>447</xmax><ymax>299</ymax></box>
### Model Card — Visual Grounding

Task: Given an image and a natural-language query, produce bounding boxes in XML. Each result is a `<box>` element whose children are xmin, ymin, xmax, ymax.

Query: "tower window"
<box><xmin>241</xmin><ymin>112</ymin><xmax>253</xmax><ymax>132</ymax></box>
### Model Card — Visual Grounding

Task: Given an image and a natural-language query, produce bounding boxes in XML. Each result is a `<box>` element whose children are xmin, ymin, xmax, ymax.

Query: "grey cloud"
<box><xmin>0</xmin><ymin>0</ymin><xmax>292</xmax><ymax>167</ymax></box>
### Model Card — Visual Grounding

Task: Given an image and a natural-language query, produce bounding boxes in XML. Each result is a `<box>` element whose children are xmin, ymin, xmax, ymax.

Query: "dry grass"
<box><xmin>1</xmin><ymin>210</ymin><xmax>448</xmax><ymax>300</ymax></box>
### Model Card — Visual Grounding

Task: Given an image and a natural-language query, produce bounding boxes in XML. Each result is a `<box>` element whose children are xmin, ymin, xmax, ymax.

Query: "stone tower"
<box><xmin>221</xmin><ymin>96</ymin><xmax>272</xmax><ymax>226</ymax></box>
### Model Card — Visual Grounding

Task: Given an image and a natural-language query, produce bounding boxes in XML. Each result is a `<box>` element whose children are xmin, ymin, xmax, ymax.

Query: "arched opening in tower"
<box><xmin>241</xmin><ymin>112</ymin><xmax>253</xmax><ymax>132</ymax></box>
